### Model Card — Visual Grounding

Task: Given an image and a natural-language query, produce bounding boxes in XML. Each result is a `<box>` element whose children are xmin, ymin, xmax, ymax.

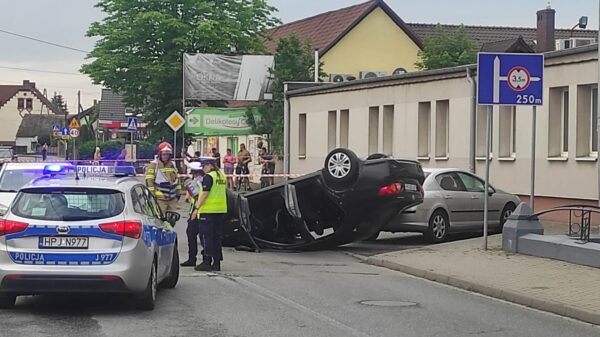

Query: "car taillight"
<box><xmin>0</xmin><ymin>220</ymin><xmax>28</xmax><ymax>236</ymax></box>
<box><xmin>99</xmin><ymin>221</ymin><xmax>143</xmax><ymax>239</ymax></box>
<box><xmin>378</xmin><ymin>182</ymin><xmax>404</xmax><ymax>196</ymax></box>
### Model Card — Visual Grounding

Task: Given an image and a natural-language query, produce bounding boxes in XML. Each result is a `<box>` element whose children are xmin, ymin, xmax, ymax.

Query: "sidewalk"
<box><xmin>367</xmin><ymin>234</ymin><xmax>600</xmax><ymax>325</ymax></box>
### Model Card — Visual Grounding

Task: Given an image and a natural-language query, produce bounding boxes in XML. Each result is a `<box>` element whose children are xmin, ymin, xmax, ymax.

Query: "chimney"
<box><xmin>536</xmin><ymin>3</ymin><xmax>556</xmax><ymax>52</ymax></box>
<box><xmin>22</xmin><ymin>80</ymin><xmax>36</xmax><ymax>89</ymax></box>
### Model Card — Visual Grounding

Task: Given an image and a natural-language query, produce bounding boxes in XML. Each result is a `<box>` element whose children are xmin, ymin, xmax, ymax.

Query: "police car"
<box><xmin>0</xmin><ymin>164</ymin><xmax>180</xmax><ymax>310</ymax></box>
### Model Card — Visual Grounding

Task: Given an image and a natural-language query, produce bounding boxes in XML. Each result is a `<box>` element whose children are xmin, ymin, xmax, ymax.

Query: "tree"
<box><xmin>245</xmin><ymin>35</ymin><xmax>325</xmax><ymax>154</ymax></box>
<box><xmin>81</xmin><ymin>0</ymin><xmax>279</xmax><ymax>139</ymax></box>
<box><xmin>415</xmin><ymin>24</ymin><xmax>476</xmax><ymax>70</ymax></box>
<box><xmin>51</xmin><ymin>93</ymin><xmax>68</xmax><ymax>114</ymax></box>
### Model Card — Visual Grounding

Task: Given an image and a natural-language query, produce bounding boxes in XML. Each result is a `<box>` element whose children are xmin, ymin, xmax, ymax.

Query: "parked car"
<box><xmin>0</xmin><ymin>147</ymin><xmax>15</xmax><ymax>163</ymax></box>
<box><xmin>0</xmin><ymin>163</ymin><xmax>68</xmax><ymax>208</ymax></box>
<box><xmin>222</xmin><ymin>148</ymin><xmax>425</xmax><ymax>250</ymax></box>
<box><xmin>377</xmin><ymin>168</ymin><xmax>520</xmax><ymax>243</ymax></box>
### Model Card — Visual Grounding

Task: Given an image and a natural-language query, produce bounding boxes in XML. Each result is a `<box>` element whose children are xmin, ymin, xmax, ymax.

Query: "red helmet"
<box><xmin>157</xmin><ymin>142</ymin><xmax>173</xmax><ymax>155</ymax></box>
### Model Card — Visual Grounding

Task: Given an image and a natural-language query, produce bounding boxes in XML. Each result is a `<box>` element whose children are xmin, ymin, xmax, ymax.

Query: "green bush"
<box><xmin>138</xmin><ymin>141</ymin><xmax>158</xmax><ymax>159</ymax></box>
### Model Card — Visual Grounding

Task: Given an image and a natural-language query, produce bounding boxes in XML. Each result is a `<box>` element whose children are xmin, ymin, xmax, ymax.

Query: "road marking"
<box><xmin>216</xmin><ymin>275</ymin><xmax>373</xmax><ymax>337</ymax></box>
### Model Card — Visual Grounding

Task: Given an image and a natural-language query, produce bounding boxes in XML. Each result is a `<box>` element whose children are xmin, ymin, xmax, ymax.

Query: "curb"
<box><xmin>366</xmin><ymin>256</ymin><xmax>600</xmax><ymax>326</ymax></box>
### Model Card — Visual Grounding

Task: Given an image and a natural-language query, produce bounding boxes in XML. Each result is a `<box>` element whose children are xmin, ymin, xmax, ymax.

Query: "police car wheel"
<box><xmin>0</xmin><ymin>293</ymin><xmax>16</xmax><ymax>309</ymax></box>
<box><xmin>135</xmin><ymin>259</ymin><xmax>157</xmax><ymax>310</ymax></box>
<box><xmin>160</xmin><ymin>246</ymin><xmax>180</xmax><ymax>289</ymax></box>
<box><xmin>323</xmin><ymin>148</ymin><xmax>359</xmax><ymax>188</ymax></box>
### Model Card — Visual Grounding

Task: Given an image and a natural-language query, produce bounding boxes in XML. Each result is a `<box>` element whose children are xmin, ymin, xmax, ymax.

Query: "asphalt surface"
<box><xmin>0</xmin><ymin>218</ymin><xmax>598</xmax><ymax>337</ymax></box>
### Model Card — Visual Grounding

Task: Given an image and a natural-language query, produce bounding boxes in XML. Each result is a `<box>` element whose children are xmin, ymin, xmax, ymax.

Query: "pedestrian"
<box><xmin>93</xmin><ymin>147</ymin><xmax>101</xmax><ymax>165</ymax></box>
<box><xmin>145</xmin><ymin>142</ymin><xmax>182</xmax><ymax>213</ymax></box>
<box><xmin>235</xmin><ymin>143</ymin><xmax>252</xmax><ymax>191</ymax></box>
<box><xmin>222</xmin><ymin>148</ymin><xmax>236</xmax><ymax>189</ymax></box>
<box><xmin>192</xmin><ymin>159</ymin><xmax>227</xmax><ymax>272</ymax></box>
<box><xmin>180</xmin><ymin>161</ymin><xmax>206</xmax><ymax>267</ymax></box>
<box><xmin>117</xmin><ymin>147</ymin><xmax>127</xmax><ymax>166</ymax></box>
<box><xmin>259</xmin><ymin>147</ymin><xmax>275</xmax><ymax>187</ymax></box>
<box><xmin>41</xmin><ymin>143</ymin><xmax>48</xmax><ymax>161</ymax></box>
<box><xmin>212</xmin><ymin>147</ymin><xmax>221</xmax><ymax>169</ymax></box>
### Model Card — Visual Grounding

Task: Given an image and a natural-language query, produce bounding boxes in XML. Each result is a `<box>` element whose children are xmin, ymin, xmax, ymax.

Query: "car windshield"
<box><xmin>0</xmin><ymin>169</ymin><xmax>43</xmax><ymax>192</ymax></box>
<box><xmin>0</xmin><ymin>149</ymin><xmax>12</xmax><ymax>158</ymax></box>
<box><xmin>11</xmin><ymin>188</ymin><xmax>125</xmax><ymax>221</ymax></box>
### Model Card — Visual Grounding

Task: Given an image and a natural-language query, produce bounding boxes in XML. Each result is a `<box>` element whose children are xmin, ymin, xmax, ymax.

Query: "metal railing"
<box><xmin>532</xmin><ymin>204</ymin><xmax>600</xmax><ymax>243</ymax></box>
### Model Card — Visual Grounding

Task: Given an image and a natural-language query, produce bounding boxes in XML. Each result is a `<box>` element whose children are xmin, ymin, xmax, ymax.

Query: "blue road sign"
<box><xmin>61</xmin><ymin>127</ymin><xmax>69</xmax><ymax>136</ymax></box>
<box><xmin>52</xmin><ymin>124</ymin><xmax>60</xmax><ymax>132</ymax></box>
<box><xmin>127</xmin><ymin>117</ymin><xmax>138</xmax><ymax>131</ymax></box>
<box><xmin>477</xmin><ymin>53</ymin><xmax>544</xmax><ymax>106</ymax></box>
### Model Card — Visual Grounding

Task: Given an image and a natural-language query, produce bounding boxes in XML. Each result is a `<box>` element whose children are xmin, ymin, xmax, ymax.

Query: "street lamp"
<box><xmin>570</xmin><ymin>16</ymin><xmax>589</xmax><ymax>38</ymax></box>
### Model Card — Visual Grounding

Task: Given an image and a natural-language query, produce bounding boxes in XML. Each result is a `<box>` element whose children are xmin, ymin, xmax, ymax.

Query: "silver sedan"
<box><xmin>380</xmin><ymin>168</ymin><xmax>520</xmax><ymax>243</ymax></box>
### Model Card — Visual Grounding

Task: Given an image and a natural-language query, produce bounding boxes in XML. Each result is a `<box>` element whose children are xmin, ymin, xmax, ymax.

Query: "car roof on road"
<box><xmin>22</xmin><ymin>175</ymin><xmax>140</xmax><ymax>191</ymax></box>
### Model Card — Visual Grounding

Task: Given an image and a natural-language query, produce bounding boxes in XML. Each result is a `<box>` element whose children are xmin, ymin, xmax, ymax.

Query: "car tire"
<box><xmin>135</xmin><ymin>259</ymin><xmax>157</xmax><ymax>311</ymax></box>
<box><xmin>160</xmin><ymin>246</ymin><xmax>180</xmax><ymax>289</ymax></box>
<box><xmin>323</xmin><ymin>148</ymin><xmax>360</xmax><ymax>189</ymax></box>
<box><xmin>0</xmin><ymin>293</ymin><xmax>16</xmax><ymax>309</ymax></box>
<box><xmin>495</xmin><ymin>203</ymin><xmax>516</xmax><ymax>234</ymax></box>
<box><xmin>424</xmin><ymin>210</ymin><xmax>449</xmax><ymax>243</ymax></box>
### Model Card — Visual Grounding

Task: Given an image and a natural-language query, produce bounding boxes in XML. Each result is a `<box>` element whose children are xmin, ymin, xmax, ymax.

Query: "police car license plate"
<box><xmin>39</xmin><ymin>236</ymin><xmax>89</xmax><ymax>249</ymax></box>
<box><xmin>405</xmin><ymin>184</ymin><xmax>418</xmax><ymax>191</ymax></box>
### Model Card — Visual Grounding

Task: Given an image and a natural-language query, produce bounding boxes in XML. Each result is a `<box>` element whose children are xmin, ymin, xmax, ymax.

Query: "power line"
<box><xmin>0</xmin><ymin>28</ymin><xmax>90</xmax><ymax>54</ymax></box>
<box><xmin>0</xmin><ymin>66</ymin><xmax>84</xmax><ymax>76</ymax></box>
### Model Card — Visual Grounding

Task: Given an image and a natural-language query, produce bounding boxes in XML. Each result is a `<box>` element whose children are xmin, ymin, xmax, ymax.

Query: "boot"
<box><xmin>194</xmin><ymin>258</ymin><xmax>212</xmax><ymax>271</ymax></box>
<box><xmin>211</xmin><ymin>261</ymin><xmax>221</xmax><ymax>271</ymax></box>
<box><xmin>180</xmin><ymin>259</ymin><xmax>196</xmax><ymax>267</ymax></box>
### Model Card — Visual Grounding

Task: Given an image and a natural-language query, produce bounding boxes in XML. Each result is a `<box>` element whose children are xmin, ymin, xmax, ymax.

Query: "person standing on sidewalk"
<box><xmin>181</xmin><ymin>161</ymin><xmax>206</xmax><ymax>267</ymax></box>
<box><xmin>192</xmin><ymin>159</ymin><xmax>227</xmax><ymax>271</ymax></box>
<box><xmin>145</xmin><ymin>142</ymin><xmax>181</xmax><ymax>213</ymax></box>
<box><xmin>222</xmin><ymin>148</ymin><xmax>236</xmax><ymax>189</ymax></box>
<box><xmin>41</xmin><ymin>144</ymin><xmax>48</xmax><ymax>161</ymax></box>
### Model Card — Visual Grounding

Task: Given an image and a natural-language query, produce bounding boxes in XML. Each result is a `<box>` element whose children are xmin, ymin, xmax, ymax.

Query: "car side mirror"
<box><xmin>0</xmin><ymin>204</ymin><xmax>8</xmax><ymax>217</ymax></box>
<box><xmin>488</xmin><ymin>188</ymin><xmax>495</xmax><ymax>196</ymax></box>
<box><xmin>163</xmin><ymin>211</ymin><xmax>181</xmax><ymax>227</ymax></box>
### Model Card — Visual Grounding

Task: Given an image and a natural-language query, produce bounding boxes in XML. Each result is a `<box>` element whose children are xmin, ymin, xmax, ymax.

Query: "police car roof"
<box><xmin>2</xmin><ymin>162</ymin><xmax>66</xmax><ymax>171</ymax></box>
<box><xmin>23</xmin><ymin>175</ymin><xmax>139</xmax><ymax>191</ymax></box>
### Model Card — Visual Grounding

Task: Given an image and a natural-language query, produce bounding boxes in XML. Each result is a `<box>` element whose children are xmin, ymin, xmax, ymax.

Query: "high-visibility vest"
<box><xmin>188</xmin><ymin>178</ymin><xmax>203</xmax><ymax>217</ymax></box>
<box><xmin>199</xmin><ymin>171</ymin><xmax>227</xmax><ymax>214</ymax></box>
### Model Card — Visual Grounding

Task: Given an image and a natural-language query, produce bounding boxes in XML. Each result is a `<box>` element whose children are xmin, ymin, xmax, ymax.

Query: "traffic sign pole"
<box><xmin>483</xmin><ymin>105</ymin><xmax>492</xmax><ymax>250</ymax></box>
<box><xmin>531</xmin><ymin>106</ymin><xmax>537</xmax><ymax>211</ymax></box>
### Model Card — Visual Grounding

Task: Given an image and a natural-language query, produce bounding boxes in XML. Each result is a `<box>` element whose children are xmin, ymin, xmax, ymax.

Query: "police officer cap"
<box><xmin>189</xmin><ymin>162</ymin><xmax>203</xmax><ymax>171</ymax></box>
<box><xmin>199</xmin><ymin>157</ymin><xmax>217</xmax><ymax>166</ymax></box>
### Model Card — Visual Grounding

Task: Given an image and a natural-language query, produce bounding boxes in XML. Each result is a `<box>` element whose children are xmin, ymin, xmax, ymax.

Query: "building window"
<box><xmin>25</xmin><ymin>98</ymin><xmax>33</xmax><ymax>111</ymax></box>
<box><xmin>298</xmin><ymin>113</ymin><xmax>306</xmax><ymax>158</ymax></box>
<box><xmin>435</xmin><ymin>100</ymin><xmax>449</xmax><ymax>158</ymax></box>
<box><xmin>368</xmin><ymin>106</ymin><xmax>379</xmax><ymax>154</ymax></box>
<box><xmin>227</xmin><ymin>137</ymin><xmax>238</xmax><ymax>154</ymax></box>
<box><xmin>382</xmin><ymin>105</ymin><xmax>394</xmax><ymax>155</ymax></box>
<box><xmin>549</xmin><ymin>87</ymin><xmax>569</xmax><ymax>158</ymax></box>
<box><xmin>328</xmin><ymin>111</ymin><xmax>336</xmax><ymax>151</ymax></box>
<box><xmin>17</xmin><ymin>98</ymin><xmax>24</xmax><ymax>110</ymax></box>
<box><xmin>576</xmin><ymin>85</ymin><xmax>598</xmax><ymax>158</ymax></box>
<box><xmin>418</xmin><ymin>102</ymin><xmax>431</xmax><ymax>158</ymax></box>
<box><xmin>340</xmin><ymin>109</ymin><xmax>349</xmax><ymax>148</ymax></box>
<box><xmin>499</xmin><ymin>106</ymin><xmax>516</xmax><ymax>158</ymax></box>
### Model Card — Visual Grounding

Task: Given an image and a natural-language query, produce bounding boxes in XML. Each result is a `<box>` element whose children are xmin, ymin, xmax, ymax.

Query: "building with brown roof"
<box><xmin>0</xmin><ymin>80</ymin><xmax>62</xmax><ymax>146</ymax></box>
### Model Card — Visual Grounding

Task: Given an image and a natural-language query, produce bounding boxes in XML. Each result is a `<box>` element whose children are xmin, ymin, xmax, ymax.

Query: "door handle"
<box><xmin>444</xmin><ymin>195</ymin><xmax>453</xmax><ymax>199</ymax></box>
<box><xmin>471</xmin><ymin>195</ymin><xmax>479</xmax><ymax>199</ymax></box>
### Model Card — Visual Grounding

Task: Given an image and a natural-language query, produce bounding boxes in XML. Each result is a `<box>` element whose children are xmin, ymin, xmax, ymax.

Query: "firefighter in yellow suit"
<box><xmin>145</xmin><ymin>142</ymin><xmax>182</xmax><ymax>213</ymax></box>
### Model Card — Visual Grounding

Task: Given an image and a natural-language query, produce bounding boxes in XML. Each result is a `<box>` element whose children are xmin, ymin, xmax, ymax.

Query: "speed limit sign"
<box><xmin>69</xmin><ymin>128</ymin><xmax>80</xmax><ymax>138</ymax></box>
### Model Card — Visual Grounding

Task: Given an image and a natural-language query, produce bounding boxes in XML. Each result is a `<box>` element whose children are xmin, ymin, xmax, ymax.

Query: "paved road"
<box><xmin>0</xmin><ymin>219</ymin><xmax>598</xmax><ymax>337</ymax></box>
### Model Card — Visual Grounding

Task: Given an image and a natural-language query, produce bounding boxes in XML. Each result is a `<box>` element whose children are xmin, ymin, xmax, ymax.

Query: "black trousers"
<box><xmin>186</xmin><ymin>218</ymin><xmax>204</xmax><ymax>262</ymax></box>
<box><xmin>199</xmin><ymin>214</ymin><xmax>224</xmax><ymax>262</ymax></box>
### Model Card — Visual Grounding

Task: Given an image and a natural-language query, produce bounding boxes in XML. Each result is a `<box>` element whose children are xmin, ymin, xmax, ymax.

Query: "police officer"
<box><xmin>180</xmin><ymin>162</ymin><xmax>205</xmax><ymax>267</ymax></box>
<box><xmin>191</xmin><ymin>159</ymin><xmax>227</xmax><ymax>271</ymax></box>
<box><xmin>145</xmin><ymin>142</ymin><xmax>181</xmax><ymax>213</ymax></box>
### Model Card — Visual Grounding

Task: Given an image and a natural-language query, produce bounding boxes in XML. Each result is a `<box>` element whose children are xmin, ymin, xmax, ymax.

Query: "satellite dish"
<box><xmin>393</xmin><ymin>68</ymin><xmax>407</xmax><ymax>76</ymax></box>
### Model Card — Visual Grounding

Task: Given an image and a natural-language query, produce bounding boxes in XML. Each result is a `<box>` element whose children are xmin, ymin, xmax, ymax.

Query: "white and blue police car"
<box><xmin>0</xmin><ymin>164</ymin><xmax>180</xmax><ymax>310</ymax></box>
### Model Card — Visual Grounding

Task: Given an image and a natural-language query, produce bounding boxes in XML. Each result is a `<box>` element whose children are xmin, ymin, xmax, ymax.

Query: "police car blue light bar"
<box><xmin>42</xmin><ymin>164</ymin><xmax>74</xmax><ymax>175</ymax></box>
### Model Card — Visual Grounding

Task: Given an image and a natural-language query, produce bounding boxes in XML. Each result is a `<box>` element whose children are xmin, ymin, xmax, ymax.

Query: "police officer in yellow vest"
<box><xmin>145</xmin><ymin>142</ymin><xmax>182</xmax><ymax>213</ymax></box>
<box><xmin>191</xmin><ymin>159</ymin><xmax>227</xmax><ymax>271</ymax></box>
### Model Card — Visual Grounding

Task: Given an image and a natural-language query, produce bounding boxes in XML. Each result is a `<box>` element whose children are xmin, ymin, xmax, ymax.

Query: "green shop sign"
<box><xmin>185</xmin><ymin>107</ymin><xmax>257</xmax><ymax>136</ymax></box>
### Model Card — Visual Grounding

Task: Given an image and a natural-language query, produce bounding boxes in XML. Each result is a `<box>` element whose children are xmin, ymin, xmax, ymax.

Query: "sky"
<box><xmin>0</xmin><ymin>0</ymin><xmax>598</xmax><ymax>110</ymax></box>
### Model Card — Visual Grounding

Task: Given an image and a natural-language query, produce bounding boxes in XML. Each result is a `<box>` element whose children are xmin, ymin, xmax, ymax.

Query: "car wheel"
<box><xmin>323</xmin><ymin>148</ymin><xmax>360</xmax><ymax>189</ymax></box>
<box><xmin>135</xmin><ymin>259</ymin><xmax>157</xmax><ymax>310</ymax></box>
<box><xmin>425</xmin><ymin>210</ymin><xmax>449</xmax><ymax>243</ymax></box>
<box><xmin>160</xmin><ymin>246</ymin><xmax>180</xmax><ymax>289</ymax></box>
<box><xmin>495</xmin><ymin>203</ymin><xmax>516</xmax><ymax>233</ymax></box>
<box><xmin>0</xmin><ymin>293</ymin><xmax>16</xmax><ymax>309</ymax></box>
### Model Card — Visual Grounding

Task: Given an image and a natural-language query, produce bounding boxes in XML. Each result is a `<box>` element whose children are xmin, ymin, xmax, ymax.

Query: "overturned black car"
<box><xmin>222</xmin><ymin>148</ymin><xmax>425</xmax><ymax>250</ymax></box>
